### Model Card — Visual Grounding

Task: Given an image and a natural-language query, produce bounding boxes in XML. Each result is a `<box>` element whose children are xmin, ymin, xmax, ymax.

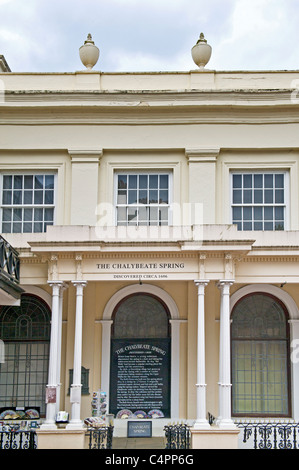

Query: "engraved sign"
<box><xmin>127</xmin><ymin>421</ymin><xmax>152</xmax><ymax>438</ymax></box>
<box><xmin>110</xmin><ymin>339</ymin><xmax>170</xmax><ymax>418</ymax></box>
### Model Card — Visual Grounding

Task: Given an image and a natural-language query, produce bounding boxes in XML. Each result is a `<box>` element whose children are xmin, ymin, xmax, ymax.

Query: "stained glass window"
<box><xmin>231</xmin><ymin>293</ymin><xmax>290</xmax><ymax>416</ymax></box>
<box><xmin>0</xmin><ymin>294</ymin><xmax>51</xmax><ymax>416</ymax></box>
<box><xmin>112</xmin><ymin>294</ymin><xmax>170</xmax><ymax>339</ymax></box>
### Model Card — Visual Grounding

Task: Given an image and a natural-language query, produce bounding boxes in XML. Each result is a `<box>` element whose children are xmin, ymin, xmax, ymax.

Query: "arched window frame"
<box><xmin>230</xmin><ymin>284</ymin><xmax>299</xmax><ymax>420</ymax></box>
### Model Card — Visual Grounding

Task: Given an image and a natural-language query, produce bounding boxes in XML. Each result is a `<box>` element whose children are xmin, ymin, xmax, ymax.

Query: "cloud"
<box><xmin>213</xmin><ymin>0</ymin><xmax>299</xmax><ymax>70</ymax></box>
<box><xmin>0</xmin><ymin>0</ymin><xmax>298</xmax><ymax>72</ymax></box>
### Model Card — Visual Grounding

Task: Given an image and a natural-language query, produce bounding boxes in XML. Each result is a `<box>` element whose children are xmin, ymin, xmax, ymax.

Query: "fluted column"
<box><xmin>217</xmin><ymin>280</ymin><xmax>236</xmax><ymax>428</ymax></box>
<box><xmin>67</xmin><ymin>281</ymin><xmax>87</xmax><ymax>429</ymax></box>
<box><xmin>194</xmin><ymin>280</ymin><xmax>210</xmax><ymax>429</ymax></box>
<box><xmin>42</xmin><ymin>281</ymin><xmax>64</xmax><ymax>429</ymax></box>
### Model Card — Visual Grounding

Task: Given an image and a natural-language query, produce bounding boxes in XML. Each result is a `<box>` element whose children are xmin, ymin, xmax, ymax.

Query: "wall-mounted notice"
<box><xmin>110</xmin><ymin>338</ymin><xmax>170</xmax><ymax>418</ymax></box>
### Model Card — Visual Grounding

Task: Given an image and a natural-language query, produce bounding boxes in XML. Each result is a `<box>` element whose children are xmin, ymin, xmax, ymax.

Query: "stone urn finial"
<box><xmin>191</xmin><ymin>33</ymin><xmax>212</xmax><ymax>70</ymax></box>
<box><xmin>79</xmin><ymin>34</ymin><xmax>100</xmax><ymax>70</ymax></box>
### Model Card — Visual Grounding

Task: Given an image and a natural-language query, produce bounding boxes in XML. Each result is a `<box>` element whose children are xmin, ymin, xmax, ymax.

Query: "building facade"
<box><xmin>1</xmin><ymin>50</ymin><xmax>299</xmax><ymax>447</ymax></box>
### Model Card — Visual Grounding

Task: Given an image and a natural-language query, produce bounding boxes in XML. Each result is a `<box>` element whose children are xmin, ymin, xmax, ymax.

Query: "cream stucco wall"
<box><xmin>1</xmin><ymin>69</ymin><xmax>299</xmax><ymax>429</ymax></box>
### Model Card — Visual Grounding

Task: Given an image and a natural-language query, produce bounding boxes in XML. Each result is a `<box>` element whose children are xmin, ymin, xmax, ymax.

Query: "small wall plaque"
<box><xmin>127</xmin><ymin>421</ymin><xmax>152</xmax><ymax>438</ymax></box>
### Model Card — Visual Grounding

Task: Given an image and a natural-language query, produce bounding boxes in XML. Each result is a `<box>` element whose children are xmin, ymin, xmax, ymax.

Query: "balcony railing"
<box><xmin>85</xmin><ymin>426</ymin><xmax>114</xmax><ymax>449</ymax></box>
<box><xmin>0</xmin><ymin>236</ymin><xmax>20</xmax><ymax>285</ymax></box>
<box><xmin>164</xmin><ymin>423</ymin><xmax>191</xmax><ymax>449</ymax></box>
<box><xmin>0</xmin><ymin>431</ymin><xmax>37</xmax><ymax>450</ymax></box>
<box><xmin>236</xmin><ymin>420</ymin><xmax>299</xmax><ymax>449</ymax></box>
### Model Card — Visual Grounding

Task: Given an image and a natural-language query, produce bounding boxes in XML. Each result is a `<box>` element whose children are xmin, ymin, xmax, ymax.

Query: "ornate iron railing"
<box><xmin>0</xmin><ymin>431</ymin><xmax>37</xmax><ymax>450</ymax></box>
<box><xmin>86</xmin><ymin>426</ymin><xmax>114</xmax><ymax>449</ymax></box>
<box><xmin>164</xmin><ymin>423</ymin><xmax>191</xmax><ymax>449</ymax></box>
<box><xmin>236</xmin><ymin>421</ymin><xmax>299</xmax><ymax>449</ymax></box>
<box><xmin>0</xmin><ymin>236</ymin><xmax>20</xmax><ymax>285</ymax></box>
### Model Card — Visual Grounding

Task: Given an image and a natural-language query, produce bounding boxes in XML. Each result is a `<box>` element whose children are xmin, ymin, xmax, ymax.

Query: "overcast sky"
<box><xmin>0</xmin><ymin>0</ymin><xmax>299</xmax><ymax>73</ymax></box>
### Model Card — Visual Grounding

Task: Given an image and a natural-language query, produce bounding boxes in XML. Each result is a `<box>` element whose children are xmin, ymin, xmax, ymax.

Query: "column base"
<box><xmin>216</xmin><ymin>418</ymin><xmax>237</xmax><ymax>430</ymax></box>
<box><xmin>191</xmin><ymin>426</ymin><xmax>240</xmax><ymax>449</ymax></box>
<box><xmin>39</xmin><ymin>421</ymin><xmax>57</xmax><ymax>431</ymax></box>
<box><xmin>193</xmin><ymin>419</ymin><xmax>211</xmax><ymax>430</ymax></box>
<box><xmin>66</xmin><ymin>420</ymin><xmax>84</xmax><ymax>430</ymax></box>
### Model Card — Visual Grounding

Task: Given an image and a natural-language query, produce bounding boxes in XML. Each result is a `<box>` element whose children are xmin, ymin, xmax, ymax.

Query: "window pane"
<box><xmin>2</xmin><ymin>190</ymin><xmax>12</xmax><ymax>205</ymax></box>
<box><xmin>233</xmin><ymin>174</ymin><xmax>242</xmax><ymax>188</ymax></box>
<box><xmin>117</xmin><ymin>190</ymin><xmax>127</xmax><ymax>204</ymax></box>
<box><xmin>159</xmin><ymin>190</ymin><xmax>168</xmax><ymax>204</ymax></box>
<box><xmin>275</xmin><ymin>189</ymin><xmax>284</xmax><ymax>204</ymax></box>
<box><xmin>24</xmin><ymin>175</ymin><xmax>33</xmax><ymax>189</ymax></box>
<box><xmin>149</xmin><ymin>190</ymin><xmax>158</xmax><ymax>204</ymax></box>
<box><xmin>233</xmin><ymin>206</ymin><xmax>242</xmax><ymax>221</ymax></box>
<box><xmin>275</xmin><ymin>174</ymin><xmax>284</xmax><ymax>188</ymax></box>
<box><xmin>13</xmin><ymin>209</ymin><xmax>22</xmax><ymax>221</ymax></box>
<box><xmin>14</xmin><ymin>175</ymin><xmax>23</xmax><ymax>189</ymax></box>
<box><xmin>44</xmin><ymin>208</ymin><xmax>54</xmax><ymax>221</ymax></box>
<box><xmin>128</xmin><ymin>189</ymin><xmax>137</xmax><ymax>204</ymax></box>
<box><xmin>34</xmin><ymin>191</ymin><xmax>43</xmax><ymax>204</ymax></box>
<box><xmin>149</xmin><ymin>175</ymin><xmax>158</xmax><ymax>188</ymax></box>
<box><xmin>254</xmin><ymin>190</ymin><xmax>263</xmax><ymax>203</ymax></box>
<box><xmin>34</xmin><ymin>175</ymin><xmax>44</xmax><ymax>189</ymax></box>
<box><xmin>2</xmin><ymin>208</ymin><xmax>12</xmax><ymax>221</ymax></box>
<box><xmin>24</xmin><ymin>208</ymin><xmax>33</xmax><ymax>221</ymax></box>
<box><xmin>34</xmin><ymin>208</ymin><xmax>43</xmax><ymax>221</ymax></box>
<box><xmin>264</xmin><ymin>206</ymin><xmax>273</xmax><ymax>220</ymax></box>
<box><xmin>233</xmin><ymin>190</ymin><xmax>242</xmax><ymax>204</ymax></box>
<box><xmin>3</xmin><ymin>176</ymin><xmax>12</xmax><ymax>189</ymax></box>
<box><xmin>254</xmin><ymin>174</ymin><xmax>263</xmax><ymax>188</ymax></box>
<box><xmin>243</xmin><ymin>174</ymin><xmax>252</xmax><ymax>188</ymax></box>
<box><xmin>139</xmin><ymin>175</ymin><xmax>148</xmax><ymax>189</ymax></box>
<box><xmin>45</xmin><ymin>190</ymin><xmax>54</xmax><ymax>204</ymax></box>
<box><xmin>243</xmin><ymin>207</ymin><xmax>252</xmax><ymax>220</ymax></box>
<box><xmin>24</xmin><ymin>190</ymin><xmax>33</xmax><ymax>204</ymax></box>
<box><xmin>118</xmin><ymin>175</ymin><xmax>127</xmax><ymax>189</ymax></box>
<box><xmin>45</xmin><ymin>175</ymin><xmax>54</xmax><ymax>189</ymax></box>
<box><xmin>138</xmin><ymin>190</ymin><xmax>147</xmax><ymax>204</ymax></box>
<box><xmin>243</xmin><ymin>190</ymin><xmax>252</xmax><ymax>203</ymax></box>
<box><xmin>13</xmin><ymin>191</ymin><xmax>22</xmax><ymax>205</ymax></box>
<box><xmin>159</xmin><ymin>174</ymin><xmax>168</xmax><ymax>189</ymax></box>
<box><xmin>34</xmin><ymin>222</ymin><xmax>43</xmax><ymax>232</ymax></box>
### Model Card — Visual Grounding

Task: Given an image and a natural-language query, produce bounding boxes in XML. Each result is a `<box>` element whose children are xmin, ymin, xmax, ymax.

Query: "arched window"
<box><xmin>231</xmin><ymin>292</ymin><xmax>291</xmax><ymax>417</ymax></box>
<box><xmin>0</xmin><ymin>294</ymin><xmax>51</xmax><ymax>416</ymax></box>
<box><xmin>110</xmin><ymin>293</ymin><xmax>171</xmax><ymax>418</ymax></box>
<box><xmin>112</xmin><ymin>293</ymin><xmax>170</xmax><ymax>339</ymax></box>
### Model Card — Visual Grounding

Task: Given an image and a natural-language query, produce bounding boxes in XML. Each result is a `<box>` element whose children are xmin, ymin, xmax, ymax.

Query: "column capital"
<box><xmin>194</xmin><ymin>279</ymin><xmax>210</xmax><ymax>287</ymax></box>
<box><xmin>217</xmin><ymin>279</ymin><xmax>235</xmax><ymax>290</ymax></box>
<box><xmin>48</xmin><ymin>280</ymin><xmax>65</xmax><ymax>287</ymax></box>
<box><xmin>72</xmin><ymin>280</ymin><xmax>87</xmax><ymax>288</ymax></box>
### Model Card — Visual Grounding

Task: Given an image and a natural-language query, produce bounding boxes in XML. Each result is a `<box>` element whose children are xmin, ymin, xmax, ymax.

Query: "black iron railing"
<box><xmin>164</xmin><ymin>423</ymin><xmax>191</xmax><ymax>449</ymax></box>
<box><xmin>236</xmin><ymin>421</ymin><xmax>299</xmax><ymax>449</ymax></box>
<box><xmin>0</xmin><ymin>431</ymin><xmax>37</xmax><ymax>450</ymax></box>
<box><xmin>86</xmin><ymin>426</ymin><xmax>114</xmax><ymax>449</ymax></box>
<box><xmin>0</xmin><ymin>235</ymin><xmax>20</xmax><ymax>285</ymax></box>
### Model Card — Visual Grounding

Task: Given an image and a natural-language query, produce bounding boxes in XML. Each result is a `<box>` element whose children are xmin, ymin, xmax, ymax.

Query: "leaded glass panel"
<box><xmin>232</xmin><ymin>293</ymin><xmax>290</xmax><ymax>417</ymax></box>
<box><xmin>112</xmin><ymin>294</ymin><xmax>169</xmax><ymax>339</ymax></box>
<box><xmin>0</xmin><ymin>295</ymin><xmax>51</xmax><ymax>416</ymax></box>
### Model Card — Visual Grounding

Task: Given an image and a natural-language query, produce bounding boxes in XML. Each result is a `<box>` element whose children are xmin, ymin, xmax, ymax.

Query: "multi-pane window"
<box><xmin>232</xmin><ymin>172</ymin><xmax>287</xmax><ymax>231</ymax></box>
<box><xmin>116</xmin><ymin>172</ymin><xmax>170</xmax><ymax>226</ymax></box>
<box><xmin>1</xmin><ymin>174</ymin><xmax>55</xmax><ymax>233</ymax></box>
<box><xmin>231</xmin><ymin>293</ymin><xmax>290</xmax><ymax>417</ymax></box>
<box><xmin>0</xmin><ymin>294</ymin><xmax>51</xmax><ymax>416</ymax></box>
